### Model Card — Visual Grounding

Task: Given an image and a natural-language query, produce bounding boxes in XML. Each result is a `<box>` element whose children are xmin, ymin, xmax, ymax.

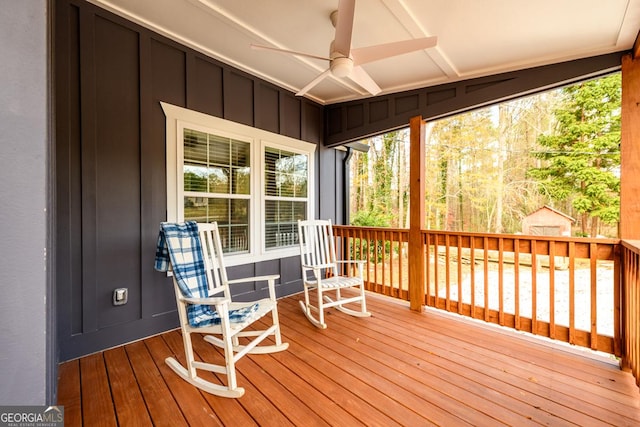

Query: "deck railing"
<box><xmin>333</xmin><ymin>225</ymin><xmax>623</xmax><ymax>358</ymax></box>
<box><xmin>621</xmin><ymin>240</ymin><xmax>640</xmax><ymax>386</ymax></box>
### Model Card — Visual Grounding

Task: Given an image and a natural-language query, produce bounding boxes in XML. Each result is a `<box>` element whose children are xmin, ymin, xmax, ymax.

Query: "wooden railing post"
<box><xmin>621</xmin><ymin>51</ymin><xmax>640</xmax><ymax>385</ymax></box>
<box><xmin>621</xmin><ymin>53</ymin><xmax>640</xmax><ymax>239</ymax></box>
<box><xmin>409</xmin><ymin>116</ymin><xmax>426</xmax><ymax>311</ymax></box>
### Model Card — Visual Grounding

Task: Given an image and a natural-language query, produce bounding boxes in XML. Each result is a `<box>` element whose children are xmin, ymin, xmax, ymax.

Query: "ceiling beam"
<box><xmin>324</xmin><ymin>52</ymin><xmax>625</xmax><ymax>146</ymax></box>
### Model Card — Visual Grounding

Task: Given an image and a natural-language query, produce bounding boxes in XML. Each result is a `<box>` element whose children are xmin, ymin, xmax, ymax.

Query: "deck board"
<box><xmin>80</xmin><ymin>353</ymin><xmax>117</xmax><ymax>426</ymax></box>
<box><xmin>58</xmin><ymin>293</ymin><xmax>640</xmax><ymax>426</ymax></box>
<box><xmin>103</xmin><ymin>346</ymin><xmax>153</xmax><ymax>426</ymax></box>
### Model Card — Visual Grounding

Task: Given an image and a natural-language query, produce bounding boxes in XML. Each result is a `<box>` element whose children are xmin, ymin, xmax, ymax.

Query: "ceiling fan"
<box><xmin>251</xmin><ymin>0</ymin><xmax>437</xmax><ymax>97</ymax></box>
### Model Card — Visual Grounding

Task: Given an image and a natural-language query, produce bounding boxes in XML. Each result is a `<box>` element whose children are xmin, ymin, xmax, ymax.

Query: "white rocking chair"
<box><xmin>155</xmin><ymin>221</ymin><xmax>288</xmax><ymax>398</ymax></box>
<box><xmin>297</xmin><ymin>219</ymin><xmax>371</xmax><ymax>329</ymax></box>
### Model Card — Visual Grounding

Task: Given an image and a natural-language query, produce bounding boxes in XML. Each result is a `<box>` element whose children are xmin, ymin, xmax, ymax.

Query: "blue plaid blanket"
<box><xmin>154</xmin><ymin>221</ymin><xmax>258</xmax><ymax>327</ymax></box>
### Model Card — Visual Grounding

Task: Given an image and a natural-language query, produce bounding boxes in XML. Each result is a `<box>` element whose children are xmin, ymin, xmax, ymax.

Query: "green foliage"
<box><xmin>350</xmin><ymin>209</ymin><xmax>392</xmax><ymax>262</ymax></box>
<box><xmin>351</xmin><ymin>210</ymin><xmax>391</xmax><ymax>227</ymax></box>
<box><xmin>528</xmin><ymin>73</ymin><xmax>621</xmax><ymax>233</ymax></box>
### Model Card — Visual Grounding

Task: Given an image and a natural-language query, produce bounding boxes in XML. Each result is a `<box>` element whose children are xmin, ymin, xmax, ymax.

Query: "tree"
<box><xmin>428</xmin><ymin>109</ymin><xmax>497</xmax><ymax>232</ymax></box>
<box><xmin>350</xmin><ymin>130</ymin><xmax>409</xmax><ymax>228</ymax></box>
<box><xmin>528</xmin><ymin>73</ymin><xmax>621</xmax><ymax>236</ymax></box>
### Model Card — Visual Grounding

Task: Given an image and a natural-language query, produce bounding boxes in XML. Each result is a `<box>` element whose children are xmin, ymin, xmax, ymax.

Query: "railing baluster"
<box><xmin>590</xmin><ymin>242</ymin><xmax>598</xmax><ymax>350</ymax></box>
<box><xmin>445</xmin><ymin>234</ymin><xmax>451</xmax><ymax>311</ymax></box>
<box><xmin>457</xmin><ymin>235</ymin><xmax>463</xmax><ymax>315</ymax></box>
<box><xmin>434</xmin><ymin>234</ymin><xmax>440</xmax><ymax>304</ymax></box>
<box><xmin>514</xmin><ymin>238</ymin><xmax>521</xmax><ymax>330</ymax></box>
<box><xmin>390</xmin><ymin>230</ymin><xmax>395</xmax><ymax>296</ymax></box>
<box><xmin>470</xmin><ymin>236</ymin><xmax>476</xmax><ymax>319</ymax></box>
<box><xmin>531</xmin><ymin>239</ymin><xmax>538</xmax><ymax>335</ymax></box>
<box><xmin>569</xmin><ymin>241</ymin><xmax>576</xmax><ymax>345</ymax></box>
<box><xmin>373</xmin><ymin>229</ymin><xmax>378</xmax><ymax>292</ymax></box>
<box><xmin>549</xmin><ymin>241</ymin><xmax>556</xmax><ymax>340</ymax></box>
<box><xmin>614</xmin><ymin>243</ymin><xmax>621</xmax><ymax>356</ymax></box>
<box><xmin>483</xmin><ymin>236</ymin><xmax>489</xmax><ymax>322</ymax></box>
<box><xmin>400</xmin><ymin>231</ymin><xmax>404</xmax><ymax>298</ymax></box>
<box><xmin>425</xmin><ymin>232</ymin><xmax>432</xmax><ymax>305</ymax></box>
<box><xmin>498</xmin><ymin>237</ymin><xmax>505</xmax><ymax>326</ymax></box>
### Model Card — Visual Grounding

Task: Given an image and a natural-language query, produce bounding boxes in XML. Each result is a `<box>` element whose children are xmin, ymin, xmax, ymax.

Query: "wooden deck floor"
<box><xmin>57</xmin><ymin>293</ymin><xmax>640</xmax><ymax>426</ymax></box>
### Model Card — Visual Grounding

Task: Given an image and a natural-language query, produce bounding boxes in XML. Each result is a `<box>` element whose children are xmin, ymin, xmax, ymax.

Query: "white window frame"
<box><xmin>161</xmin><ymin>102</ymin><xmax>316</xmax><ymax>266</ymax></box>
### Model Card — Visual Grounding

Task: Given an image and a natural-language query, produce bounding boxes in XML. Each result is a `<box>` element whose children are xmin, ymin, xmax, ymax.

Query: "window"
<box><xmin>264</xmin><ymin>147</ymin><xmax>308</xmax><ymax>249</ymax></box>
<box><xmin>182</xmin><ymin>128</ymin><xmax>251</xmax><ymax>253</ymax></box>
<box><xmin>162</xmin><ymin>102</ymin><xmax>315</xmax><ymax>265</ymax></box>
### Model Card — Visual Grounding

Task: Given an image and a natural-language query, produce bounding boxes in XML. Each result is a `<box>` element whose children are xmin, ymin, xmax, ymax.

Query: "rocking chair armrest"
<box><xmin>226</xmin><ymin>274</ymin><xmax>280</xmax><ymax>285</ymax></box>
<box><xmin>227</xmin><ymin>274</ymin><xmax>280</xmax><ymax>300</ymax></box>
<box><xmin>179</xmin><ymin>295</ymin><xmax>230</xmax><ymax>306</ymax></box>
<box><xmin>334</xmin><ymin>259</ymin><xmax>366</xmax><ymax>265</ymax></box>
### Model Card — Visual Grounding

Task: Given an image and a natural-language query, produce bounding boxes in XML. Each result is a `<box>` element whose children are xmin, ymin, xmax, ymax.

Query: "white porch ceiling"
<box><xmin>88</xmin><ymin>0</ymin><xmax>640</xmax><ymax>105</ymax></box>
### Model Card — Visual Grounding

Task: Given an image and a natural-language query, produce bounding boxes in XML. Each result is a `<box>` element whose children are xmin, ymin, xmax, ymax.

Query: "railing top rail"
<box><xmin>332</xmin><ymin>225</ymin><xmax>408</xmax><ymax>234</ymax></box>
<box><xmin>621</xmin><ymin>239</ymin><xmax>640</xmax><ymax>254</ymax></box>
<box><xmin>332</xmin><ymin>225</ymin><xmax>620</xmax><ymax>245</ymax></box>
<box><xmin>422</xmin><ymin>229</ymin><xmax>620</xmax><ymax>244</ymax></box>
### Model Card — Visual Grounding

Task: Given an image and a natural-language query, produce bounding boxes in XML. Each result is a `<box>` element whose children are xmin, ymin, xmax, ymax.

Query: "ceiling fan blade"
<box><xmin>333</xmin><ymin>0</ymin><xmax>355</xmax><ymax>56</ymax></box>
<box><xmin>347</xmin><ymin>66</ymin><xmax>381</xmax><ymax>95</ymax></box>
<box><xmin>251</xmin><ymin>44</ymin><xmax>329</xmax><ymax>62</ymax></box>
<box><xmin>296</xmin><ymin>68</ymin><xmax>332</xmax><ymax>96</ymax></box>
<box><xmin>351</xmin><ymin>36</ymin><xmax>438</xmax><ymax>65</ymax></box>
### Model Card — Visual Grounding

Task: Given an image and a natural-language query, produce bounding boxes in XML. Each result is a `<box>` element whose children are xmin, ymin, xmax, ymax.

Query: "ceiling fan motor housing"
<box><xmin>330</xmin><ymin>56</ymin><xmax>353</xmax><ymax>77</ymax></box>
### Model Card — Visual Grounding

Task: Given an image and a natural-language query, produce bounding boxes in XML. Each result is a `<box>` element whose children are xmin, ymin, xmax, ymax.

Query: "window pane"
<box><xmin>233</xmin><ymin>166</ymin><xmax>250</xmax><ymax>194</ymax></box>
<box><xmin>264</xmin><ymin>224</ymin><xmax>278</xmax><ymax>249</ymax></box>
<box><xmin>208</xmin><ymin>198</ymin><xmax>229</xmax><ymax>224</ymax></box>
<box><xmin>265</xmin><ymin>147</ymin><xmax>279</xmax><ymax>171</ymax></box>
<box><xmin>294</xmin><ymin>174</ymin><xmax>308</xmax><ymax>197</ymax></box>
<box><xmin>209</xmin><ymin>134</ymin><xmax>230</xmax><ymax>165</ymax></box>
<box><xmin>264</xmin><ymin>200</ymin><xmax>306</xmax><ymax>249</ymax></box>
<box><xmin>184</xmin><ymin>196</ymin><xmax>208</xmax><ymax>222</ymax></box>
<box><xmin>279</xmin><ymin>174</ymin><xmax>294</xmax><ymax>197</ymax></box>
<box><xmin>293</xmin><ymin>201</ymin><xmax>307</xmax><ymax>221</ymax></box>
<box><xmin>184</xmin><ymin>129</ymin><xmax>207</xmax><ymax>164</ymax></box>
<box><xmin>264</xmin><ymin>148</ymin><xmax>308</xmax><ymax>198</ymax></box>
<box><xmin>265</xmin><ymin>148</ymin><xmax>279</xmax><ymax>196</ymax></box>
<box><xmin>265</xmin><ymin>171</ymin><xmax>278</xmax><ymax>196</ymax></box>
<box><xmin>265</xmin><ymin>221</ymin><xmax>297</xmax><ymax>249</ymax></box>
<box><xmin>184</xmin><ymin>197</ymin><xmax>248</xmax><ymax>254</ymax></box>
<box><xmin>183</xmin><ymin>165</ymin><xmax>208</xmax><ymax>192</ymax></box>
<box><xmin>294</xmin><ymin>154</ymin><xmax>308</xmax><ymax>174</ymax></box>
<box><xmin>216</xmin><ymin>224</ymin><xmax>249</xmax><ymax>253</ymax></box>
<box><xmin>184</xmin><ymin>131</ymin><xmax>251</xmax><ymax>196</ymax></box>
<box><xmin>277</xmin><ymin>150</ymin><xmax>296</xmax><ymax>174</ymax></box>
<box><xmin>294</xmin><ymin>156</ymin><xmax>308</xmax><ymax>196</ymax></box>
<box><xmin>278</xmin><ymin>200</ymin><xmax>293</xmax><ymax>222</ymax></box>
<box><xmin>231</xmin><ymin>199</ymin><xmax>249</xmax><ymax>224</ymax></box>
<box><xmin>208</xmin><ymin>166</ymin><xmax>229</xmax><ymax>193</ymax></box>
<box><xmin>231</xmin><ymin>140</ymin><xmax>250</xmax><ymax>167</ymax></box>
<box><xmin>265</xmin><ymin>199</ymin><xmax>276</xmax><ymax>222</ymax></box>
<box><xmin>226</xmin><ymin>225</ymin><xmax>248</xmax><ymax>253</ymax></box>
<box><xmin>276</xmin><ymin>151</ymin><xmax>295</xmax><ymax>197</ymax></box>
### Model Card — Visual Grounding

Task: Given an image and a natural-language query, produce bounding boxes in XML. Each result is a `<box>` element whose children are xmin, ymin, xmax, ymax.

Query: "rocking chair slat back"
<box><xmin>300</xmin><ymin>219</ymin><xmax>338</xmax><ymax>277</ymax></box>
<box><xmin>198</xmin><ymin>223</ymin><xmax>229</xmax><ymax>298</ymax></box>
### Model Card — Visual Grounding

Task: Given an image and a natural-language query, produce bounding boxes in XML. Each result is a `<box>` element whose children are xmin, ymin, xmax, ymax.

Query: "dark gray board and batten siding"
<box><xmin>54</xmin><ymin>0</ymin><xmax>325</xmax><ymax>361</ymax></box>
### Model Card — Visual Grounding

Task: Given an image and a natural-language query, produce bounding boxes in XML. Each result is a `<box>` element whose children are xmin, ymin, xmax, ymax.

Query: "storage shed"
<box><xmin>522</xmin><ymin>206</ymin><xmax>575</xmax><ymax>237</ymax></box>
